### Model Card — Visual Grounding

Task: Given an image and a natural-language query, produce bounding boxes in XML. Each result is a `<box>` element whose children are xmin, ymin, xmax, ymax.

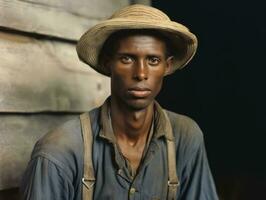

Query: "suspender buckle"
<box><xmin>82</xmin><ymin>177</ymin><xmax>95</xmax><ymax>189</ymax></box>
<box><xmin>168</xmin><ymin>180</ymin><xmax>180</xmax><ymax>187</ymax></box>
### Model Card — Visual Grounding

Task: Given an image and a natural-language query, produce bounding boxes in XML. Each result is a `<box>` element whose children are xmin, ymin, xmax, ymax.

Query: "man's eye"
<box><xmin>120</xmin><ymin>56</ymin><xmax>132</xmax><ymax>64</ymax></box>
<box><xmin>148</xmin><ymin>57</ymin><xmax>160</xmax><ymax>65</ymax></box>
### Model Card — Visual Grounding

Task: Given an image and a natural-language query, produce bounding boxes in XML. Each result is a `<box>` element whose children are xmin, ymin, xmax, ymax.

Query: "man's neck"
<box><xmin>110</xmin><ymin>98</ymin><xmax>154</xmax><ymax>146</ymax></box>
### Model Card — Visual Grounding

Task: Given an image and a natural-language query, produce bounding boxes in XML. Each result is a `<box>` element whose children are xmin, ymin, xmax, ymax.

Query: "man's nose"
<box><xmin>133</xmin><ymin>60</ymin><xmax>148</xmax><ymax>81</ymax></box>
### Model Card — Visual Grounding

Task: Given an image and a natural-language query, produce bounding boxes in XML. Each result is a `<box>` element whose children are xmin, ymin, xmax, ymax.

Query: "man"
<box><xmin>21</xmin><ymin>4</ymin><xmax>218</xmax><ymax>200</ymax></box>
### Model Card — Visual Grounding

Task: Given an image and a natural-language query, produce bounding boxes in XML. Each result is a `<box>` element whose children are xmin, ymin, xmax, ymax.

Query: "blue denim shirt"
<box><xmin>21</xmin><ymin>100</ymin><xmax>218</xmax><ymax>200</ymax></box>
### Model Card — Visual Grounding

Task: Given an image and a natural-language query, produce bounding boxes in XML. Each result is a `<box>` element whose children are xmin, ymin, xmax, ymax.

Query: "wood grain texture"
<box><xmin>130</xmin><ymin>0</ymin><xmax>150</xmax><ymax>5</ymax></box>
<box><xmin>0</xmin><ymin>31</ymin><xmax>110</xmax><ymax>112</ymax></box>
<box><xmin>19</xmin><ymin>0</ymin><xmax>130</xmax><ymax>19</ymax></box>
<box><xmin>0</xmin><ymin>0</ymin><xmax>129</xmax><ymax>40</ymax></box>
<box><xmin>0</xmin><ymin>114</ymin><xmax>78</xmax><ymax>190</ymax></box>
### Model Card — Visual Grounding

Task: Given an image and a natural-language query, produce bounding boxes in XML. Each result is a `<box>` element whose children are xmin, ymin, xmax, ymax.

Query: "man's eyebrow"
<box><xmin>147</xmin><ymin>54</ymin><xmax>163</xmax><ymax>58</ymax></box>
<box><xmin>116</xmin><ymin>52</ymin><xmax>164</xmax><ymax>58</ymax></box>
<box><xmin>116</xmin><ymin>52</ymin><xmax>136</xmax><ymax>57</ymax></box>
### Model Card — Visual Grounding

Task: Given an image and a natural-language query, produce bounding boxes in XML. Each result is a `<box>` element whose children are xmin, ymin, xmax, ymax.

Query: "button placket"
<box><xmin>138</xmin><ymin>140</ymin><xmax>159</xmax><ymax>172</ymax></box>
<box><xmin>129</xmin><ymin>187</ymin><xmax>136</xmax><ymax>194</ymax></box>
<box><xmin>128</xmin><ymin>185</ymin><xmax>138</xmax><ymax>200</ymax></box>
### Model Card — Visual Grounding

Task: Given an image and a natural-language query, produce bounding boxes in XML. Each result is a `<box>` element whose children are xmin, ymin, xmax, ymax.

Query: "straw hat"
<box><xmin>76</xmin><ymin>4</ymin><xmax>198</xmax><ymax>76</ymax></box>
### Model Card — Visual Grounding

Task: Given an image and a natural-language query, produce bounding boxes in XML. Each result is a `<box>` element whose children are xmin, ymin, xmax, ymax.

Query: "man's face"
<box><xmin>107</xmin><ymin>34</ymin><xmax>173</xmax><ymax>110</ymax></box>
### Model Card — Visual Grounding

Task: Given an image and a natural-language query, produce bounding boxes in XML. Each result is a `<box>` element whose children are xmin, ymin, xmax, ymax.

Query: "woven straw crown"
<box><xmin>76</xmin><ymin>4</ymin><xmax>198</xmax><ymax>76</ymax></box>
<box><xmin>111</xmin><ymin>4</ymin><xmax>170</xmax><ymax>20</ymax></box>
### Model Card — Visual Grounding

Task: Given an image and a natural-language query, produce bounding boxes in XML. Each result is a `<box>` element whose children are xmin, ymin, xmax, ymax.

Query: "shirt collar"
<box><xmin>99</xmin><ymin>98</ymin><xmax>174</xmax><ymax>142</ymax></box>
<box><xmin>99</xmin><ymin>98</ymin><xmax>116</xmax><ymax>143</ymax></box>
<box><xmin>153</xmin><ymin>101</ymin><xmax>174</xmax><ymax>141</ymax></box>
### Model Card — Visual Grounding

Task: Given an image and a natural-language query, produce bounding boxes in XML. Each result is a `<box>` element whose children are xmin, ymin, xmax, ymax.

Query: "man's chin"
<box><xmin>126</xmin><ymin>99</ymin><xmax>153</xmax><ymax>111</ymax></box>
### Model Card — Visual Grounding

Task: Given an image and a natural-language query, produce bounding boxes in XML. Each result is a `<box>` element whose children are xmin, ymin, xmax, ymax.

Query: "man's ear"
<box><xmin>164</xmin><ymin>56</ymin><xmax>174</xmax><ymax>75</ymax></box>
<box><xmin>100</xmin><ymin>56</ymin><xmax>112</xmax><ymax>75</ymax></box>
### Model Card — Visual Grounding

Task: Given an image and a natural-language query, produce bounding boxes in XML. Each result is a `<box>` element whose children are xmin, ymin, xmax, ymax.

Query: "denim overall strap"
<box><xmin>80</xmin><ymin>113</ymin><xmax>95</xmax><ymax>200</ymax></box>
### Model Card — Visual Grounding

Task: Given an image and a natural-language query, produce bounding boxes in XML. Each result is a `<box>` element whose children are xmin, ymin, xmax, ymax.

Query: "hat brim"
<box><xmin>76</xmin><ymin>18</ymin><xmax>198</xmax><ymax>76</ymax></box>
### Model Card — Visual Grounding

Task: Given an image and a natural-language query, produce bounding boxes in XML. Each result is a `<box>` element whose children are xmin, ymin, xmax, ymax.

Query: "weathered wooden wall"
<box><xmin>0</xmin><ymin>31</ymin><xmax>110</xmax><ymax>113</ymax></box>
<box><xmin>0</xmin><ymin>29</ymin><xmax>111</xmax><ymax>192</ymax></box>
<box><xmin>0</xmin><ymin>0</ymin><xmax>129</xmax><ymax>40</ymax></box>
<box><xmin>0</xmin><ymin>0</ymin><xmax>151</xmax><ymax>197</ymax></box>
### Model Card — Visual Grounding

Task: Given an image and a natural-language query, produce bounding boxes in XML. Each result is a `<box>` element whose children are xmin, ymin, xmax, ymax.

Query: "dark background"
<box><xmin>153</xmin><ymin>1</ymin><xmax>266</xmax><ymax>199</ymax></box>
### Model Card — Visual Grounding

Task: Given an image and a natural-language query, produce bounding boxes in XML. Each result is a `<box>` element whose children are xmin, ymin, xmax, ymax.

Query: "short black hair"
<box><xmin>98</xmin><ymin>29</ymin><xmax>175</xmax><ymax>66</ymax></box>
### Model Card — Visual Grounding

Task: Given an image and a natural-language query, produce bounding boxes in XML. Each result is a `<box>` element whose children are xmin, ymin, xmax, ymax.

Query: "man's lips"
<box><xmin>127</xmin><ymin>87</ymin><xmax>151</xmax><ymax>98</ymax></box>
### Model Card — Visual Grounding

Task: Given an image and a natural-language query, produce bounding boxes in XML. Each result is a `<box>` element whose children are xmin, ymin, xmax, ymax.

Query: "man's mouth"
<box><xmin>127</xmin><ymin>87</ymin><xmax>151</xmax><ymax>98</ymax></box>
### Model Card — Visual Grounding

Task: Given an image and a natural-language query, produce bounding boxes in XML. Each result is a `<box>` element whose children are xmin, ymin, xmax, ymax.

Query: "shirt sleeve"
<box><xmin>20</xmin><ymin>155</ymin><xmax>74</xmax><ymax>200</ymax></box>
<box><xmin>178</xmin><ymin>134</ymin><xmax>219</xmax><ymax>200</ymax></box>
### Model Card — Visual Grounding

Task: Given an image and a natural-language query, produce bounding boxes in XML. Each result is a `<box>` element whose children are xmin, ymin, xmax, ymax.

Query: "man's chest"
<box><xmin>92</xmin><ymin>139</ymin><xmax>171</xmax><ymax>200</ymax></box>
<box><xmin>116</xmin><ymin>139</ymin><xmax>147</xmax><ymax>174</ymax></box>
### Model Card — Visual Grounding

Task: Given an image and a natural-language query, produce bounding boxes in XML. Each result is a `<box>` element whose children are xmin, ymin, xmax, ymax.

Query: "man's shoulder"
<box><xmin>165</xmin><ymin>110</ymin><xmax>202</xmax><ymax>133</ymax></box>
<box><xmin>31</xmin><ymin>116</ymin><xmax>83</xmax><ymax>164</ymax></box>
<box><xmin>34</xmin><ymin>106</ymin><xmax>101</xmax><ymax>155</ymax></box>
<box><xmin>36</xmin><ymin>116</ymin><xmax>81</xmax><ymax>148</ymax></box>
<box><xmin>164</xmin><ymin>109</ymin><xmax>204</xmax><ymax>151</ymax></box>
<box><xmin>25</xmin><ymin>106</ymin><xmax>101</xmax><ymax>185</ymax></box>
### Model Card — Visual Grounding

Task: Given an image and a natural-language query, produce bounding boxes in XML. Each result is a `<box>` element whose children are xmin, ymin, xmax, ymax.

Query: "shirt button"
<box><xmin>129</xmin><ymin>187</ymin><xmax>136</xmax><ymax>194</ymax></box>
<box><xmin>117</xmin><ymin>169</ymin><xmax>122</xmax><ymax>175</ymax></box>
